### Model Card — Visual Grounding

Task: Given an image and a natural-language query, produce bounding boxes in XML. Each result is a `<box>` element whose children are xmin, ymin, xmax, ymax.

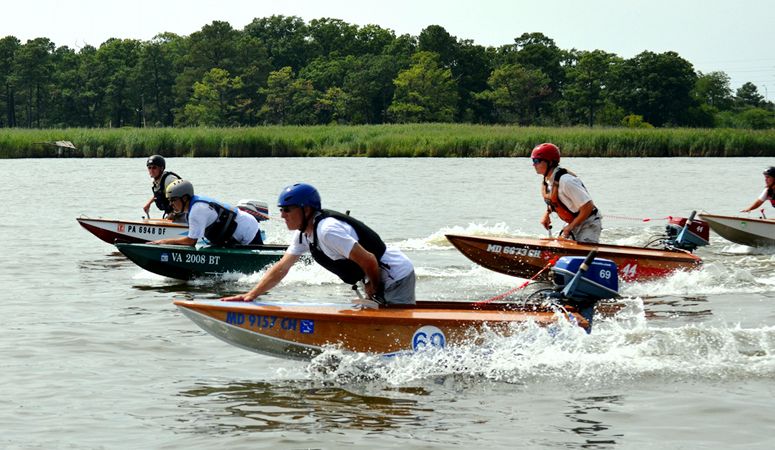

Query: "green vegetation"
<box><xmin>3</xmin><ymin>125</ymin><xmax>775</xmax><ymax>158</ymax></box>
<box><xmin>1</xmin><ymin>17</ymin><xmax>774</xmax><ymax>131</ymax></box>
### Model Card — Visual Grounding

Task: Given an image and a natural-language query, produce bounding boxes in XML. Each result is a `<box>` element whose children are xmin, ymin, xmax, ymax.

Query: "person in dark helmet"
<box><xmin>531</xmin><ymin>143</ymin><xmax>602</xmax><ymax>243</ymax></box>
<box><xmin>142</xmin><ymin>154</ymin><xmax>184</xmax><ymax>222</ymax></box>
<box><xmin>221</xmin><ymin>183</ymin><xmax>415</xmax><ymax>305</ymax></box>
<box><xmin>149</xmin><ymin>179</ymin><xmax>263</xmax><ymax>246</ymax></box>
<box><xmin>741</xmin><ymin>166</ymin><xmax>775</xmax><ymax>213</ymax></box>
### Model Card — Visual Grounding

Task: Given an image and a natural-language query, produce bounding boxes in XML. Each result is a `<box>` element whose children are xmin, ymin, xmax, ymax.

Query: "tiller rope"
<box><xmin>602</xmin><ymin>214</ymin><xmax>670</xmax><ymax>222</ymax></box>
<box><xmin>473</xmin><ymin>255</ymin><xmax>559</xmax><ymax>306</ymax></box>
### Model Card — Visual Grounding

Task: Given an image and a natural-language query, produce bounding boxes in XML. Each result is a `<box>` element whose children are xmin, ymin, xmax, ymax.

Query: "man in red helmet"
<box><xmin>740</xmin><ymin>166</ymin><xmax>775</xmax><ymax>214</ymax></box>
<box><xmin>531</xmin><ymin>143</ymin><xmax>602</xmax><ymax>243</ymax></box>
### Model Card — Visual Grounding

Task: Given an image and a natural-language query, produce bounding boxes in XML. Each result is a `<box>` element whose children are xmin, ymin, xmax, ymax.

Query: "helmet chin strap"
<box><xmin>543</xmin><ymin>163</ymin><xmax>553</xmax><ymax>178</ymax></box>
<box><xmin>299</xmin><ymin>207</ymin><xmax>311</xmax><ymax>243</ymax></box>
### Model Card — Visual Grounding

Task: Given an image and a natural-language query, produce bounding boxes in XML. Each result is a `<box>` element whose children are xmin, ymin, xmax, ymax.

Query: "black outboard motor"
<box><xmin>539</xmin><ymin>251</ymin><xmax>620</xmax><ymax>333</ymax></box>
<box><xmin>664</xmin><ymin>211</ymin><xmax>710</xmax><ymax>252</ymax></box>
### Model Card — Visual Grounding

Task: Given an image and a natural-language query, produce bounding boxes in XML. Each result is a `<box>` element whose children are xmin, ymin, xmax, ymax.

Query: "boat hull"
<box><xmin>173</xmin><ymin>299</ymin><xmax>588</xmax><ymax>360</ymax></box>
<box><xmin>116</xmin><ymin>243</ymin><xmax>286</xmax><ymax>280</ymax></box>
<box><xmin>77</xmin><ymin>217</ymin><xmax>188</xmax><ymax>244</ymax></box>
<box><xmin>698</xmin><ymin>213</ymin><xmax>775</xmax><ymax>247</ymax></box>
<box><xmin>446</xmin><ymin>234</ymin><xmax>702</xmax><ymax>282</ymax></box>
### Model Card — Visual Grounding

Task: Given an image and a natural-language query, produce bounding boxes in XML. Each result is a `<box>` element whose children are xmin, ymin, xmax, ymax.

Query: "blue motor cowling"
<box><xmin>665</xmin><ymin>211</ymin><xmax>710</xmax><ymax>252</ymax></box>
<box><xmin>551</xmin><ymin>255</ymin><xmax>619</xmax><ymax>303</ymax></box>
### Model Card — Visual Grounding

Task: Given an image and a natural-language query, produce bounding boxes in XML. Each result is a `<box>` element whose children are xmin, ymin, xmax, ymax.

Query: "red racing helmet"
<box><xmin>530</xmin><ymin>143</ymin><xmax>561</xmax><ymax>164</ymax></box>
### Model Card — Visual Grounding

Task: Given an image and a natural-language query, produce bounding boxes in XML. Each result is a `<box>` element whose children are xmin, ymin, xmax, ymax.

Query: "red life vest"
<box><xmin>542</xmin><ymin>168</ymin><xmax>585</xmax><ymax>223</ymax></box>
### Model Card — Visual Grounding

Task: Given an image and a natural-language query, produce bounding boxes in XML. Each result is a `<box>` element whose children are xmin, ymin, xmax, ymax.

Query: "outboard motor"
<box><xmin>547</xmin><ymin>251</ymin><xmax>619</xmax><ymax>332</ymax></box>
<box><xmin>665</xmin><ymin>211</ymin><xmax>709</xmax><ymax>252</ymax></box>
<box><xmin>237</xmin><ymin>199</ymin><xmax>270</xmax><ymax>222</ymax></box>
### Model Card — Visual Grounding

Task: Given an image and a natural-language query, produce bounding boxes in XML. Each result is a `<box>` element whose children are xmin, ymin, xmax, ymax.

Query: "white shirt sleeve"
<box><xmin>758</xmin><ymin>188</ymin><xmax>770</xmax><ymax>201</ymax></box>
<box><xmin>316</xmin><ymin>218</ymin><xmax>358</xmax><ymax>260</ymax></box>
<box><xmin>558</xmin><ymin>175</ymin><xmax>592</xmax><ymax>213</ymax></box>
<box><xmin>187</xmin><ymin>202</ymin><xmax>218</xmax><ymax>240</ymax></box>
<box><xmin>286</xmin><ymin>231</ymin><xmax>310</xmax><ymax>256</ymax></box>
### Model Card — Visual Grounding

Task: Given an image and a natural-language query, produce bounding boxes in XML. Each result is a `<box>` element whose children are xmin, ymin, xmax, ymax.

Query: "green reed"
<box><xmin>2</xmin><ymin>125</ymin><xmax>775</xmax><ymax>158</ymax></box>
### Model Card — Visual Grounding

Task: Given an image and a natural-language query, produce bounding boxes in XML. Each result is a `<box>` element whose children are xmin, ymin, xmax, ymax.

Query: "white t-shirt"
<box><xmin>757</xmin><ymin>188</ymin><xmax>774</xmax><ymax>202</ymax></box>
<box><xmin>187</xmin><ymin>201</ymin><xmax>258</xmax><ymax>244</ymax></box>
<box><xmin>287</xmin><ymin>216</ymin><xmax>414</xmax><ymax>287</ymax></box>
<box><xmin>546</xmin><ymin>168</ymin><xmax>593</xmax><ymax>213</ymax></box>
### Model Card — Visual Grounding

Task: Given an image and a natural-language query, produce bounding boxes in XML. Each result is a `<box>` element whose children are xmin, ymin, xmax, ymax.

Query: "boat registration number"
<box><xmin>225</xmin><ymin>312</ymin><xmax>315</xmax><ymax>334</ymax></box>
<box><xmin>119</xmin><ymin>224</ymin><xmax>168</xmax><ymax>235</ymax></box>
<box><xmin>486</xmin><ymin>244</ymin><xmax>541</xmax><ymax>258</ymax></box>
<box><xmin>162</xmin><ymin>252</ymin><xmax>221</xmax><ymax>265</ymax></box>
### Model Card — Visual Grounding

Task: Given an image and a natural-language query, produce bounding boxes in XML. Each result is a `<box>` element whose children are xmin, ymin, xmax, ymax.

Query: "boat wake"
<box><xmin>304</xmin><ymin>302</ymin><xmax>775</xmax><ymax>387</ymax></box>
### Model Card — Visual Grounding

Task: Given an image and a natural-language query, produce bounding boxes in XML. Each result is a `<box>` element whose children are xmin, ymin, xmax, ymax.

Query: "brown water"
<box><xmin>2</xmin><ymin>157</ymin><xmax>775</xmax><ymax>449</ymax></box>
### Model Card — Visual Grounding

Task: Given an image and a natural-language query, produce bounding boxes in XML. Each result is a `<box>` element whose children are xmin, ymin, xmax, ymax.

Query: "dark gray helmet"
<box><xmin>146</xmin><ymin>154</ymin><xmax>165</xmax><ymax>169</ymax></box>
<box><xmin>764</xmin><ymin>166</ymin><xmax>775</xmax><ymax>177</ymax></box>
<box><xmin>165</xmin><ymin>179</ymin><xmax>194</xmax><ymax>200</ymax></box>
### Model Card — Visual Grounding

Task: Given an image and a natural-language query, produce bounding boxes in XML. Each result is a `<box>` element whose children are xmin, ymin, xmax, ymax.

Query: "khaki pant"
<box><xmin>571</xmin><ymin>214</ymin><xmax>602</xmax><ymax>243</ymax></box>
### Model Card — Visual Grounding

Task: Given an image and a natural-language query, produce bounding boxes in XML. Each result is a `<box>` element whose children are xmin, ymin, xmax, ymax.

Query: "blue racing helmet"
<box><xmin>277</xmin><ymin>183</ymin><xmax>321</xmax><ymax>210</ymax></box>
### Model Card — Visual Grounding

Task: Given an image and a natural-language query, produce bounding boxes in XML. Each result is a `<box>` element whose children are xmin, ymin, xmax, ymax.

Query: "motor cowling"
<box><xmin>665</xmin><ymin>211</ymin><xmax>709</xmax><ymax>251</ymax></box>
<box><xmin>237</xmin><ymin>199</ymin><xmax>269</xmax><ymax>222</ymax></box>
<box><xmin>552</xmin><ymin>256</ymin><xmax>619</xmax><ymax>304</ymax></box>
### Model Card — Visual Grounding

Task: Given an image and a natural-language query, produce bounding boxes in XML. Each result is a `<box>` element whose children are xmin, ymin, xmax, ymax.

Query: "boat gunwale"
<box><xmin>173</xmin><ymin>299</ymin><xmax>580</xmax><ymax>327</ymax></box>
<box><xmin>445</xmin><ymin>233</ymin><xmax>702</xmax><ymax>263</ymax></box>
<box><xmin>77</xmin><ymin>216</ymin><xmax>188</xmax><ymax>229</ymax></box>
<box><xmin>698</xmin><ymin>213</ymin><xmax>775</xmax><ymax>226</ymax></box>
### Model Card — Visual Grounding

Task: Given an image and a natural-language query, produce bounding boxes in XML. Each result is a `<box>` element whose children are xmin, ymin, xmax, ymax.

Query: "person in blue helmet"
<box><xmin>221</xmin><ymin>183</ymin><xmax>416</xmax><ymax>305</ymax></box>
<box><xmin>741</xmin><ymin>166</ymin><xmax>775</xmax><ymax>214</ymax></box>
<box><xmin>148</xmin><ymin>179</ymin><xmax>263</xmax><ymax>246</ymax></box>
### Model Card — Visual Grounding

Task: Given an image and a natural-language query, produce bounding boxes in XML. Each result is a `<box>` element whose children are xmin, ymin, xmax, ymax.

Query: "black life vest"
<box><xmin>189</xmin><ymin>195</ymin><xmax>239</xmax><ymax>246</ymax></box>
<box><xmin>152</xmin><ymin>171</ymin><xmax>181</xmax><ymax>213</ymax></box>
<box><xmin>542</xmin><ymin>168</ymin><xmax>587</xmax><ymax>223</ymax></box>
<box><xmin>308</xmin><ymin>209</ymin><xmax>387</xmax><ymax>285</ymax></box>
<box><xmin>768</xmin><ymin>188</ymin><xmax>775</xmax><ymax>206</ymax></box>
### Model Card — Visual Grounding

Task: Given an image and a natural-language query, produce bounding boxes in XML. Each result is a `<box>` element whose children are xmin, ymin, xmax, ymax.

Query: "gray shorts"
<box><xmin>383</xmin><ymin>271</ymin><xmax>416</xmax><ymax>305</ymax></box>
<box><xmin>572</xmin><ymin>214</ymin><xmax>603</xmax><ymax>243</ymax></box>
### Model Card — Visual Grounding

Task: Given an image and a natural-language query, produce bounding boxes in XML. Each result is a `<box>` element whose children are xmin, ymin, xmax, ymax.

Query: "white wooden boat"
<box><xmin>698</xmin><ymin>213</ymin><xmax>775</xmax><ymax>247</ymax></box>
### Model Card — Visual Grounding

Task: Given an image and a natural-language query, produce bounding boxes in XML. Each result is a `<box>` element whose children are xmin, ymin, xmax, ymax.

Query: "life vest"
<box><xmin>152</xmin><ymin>171</ymin><xmax>181</xmax><ymax>213</ymax></box>
<box><xmin>309</xmin><ymin>209</ymin><xmax>387</xmax><ymax>285</ymax></box>
<box><xmin>542</xmin><ymin>168</ymin><xmax>588</xmax><ymax>223</ymax></box>
<box><xmin>768</xmin><ymin>188</ymin><xmax>775</xmax><ymax>206</ymax></box>
<box><xmin>188</xmin><ymin>195</ymin><xmax>239</xmax><ymax>246</ymax></box>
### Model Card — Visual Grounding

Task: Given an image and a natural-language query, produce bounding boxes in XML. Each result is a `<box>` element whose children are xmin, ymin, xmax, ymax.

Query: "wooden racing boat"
<box><xmin>173</xmin><ymin>299</ymin><xmax>590</xmax><ymax>360</ymax></box>
<box><xmin>446</xmin><ymin>234</ymin><xmax>702</xmax><ymax>282</ymax></box>
<box><xmin>77</xmin><ymin>216</ymin><xmax>188</xmax><ymax>244</ymax></box>
<box><xmin>115</xmin><ymin>243</ymin><xmax>286</xmax><ymax>280</ymax></box>
<box><xmin>697</xmin><ymin>213</ymin><xmax>775</xmax><ymax>247</ymax></box>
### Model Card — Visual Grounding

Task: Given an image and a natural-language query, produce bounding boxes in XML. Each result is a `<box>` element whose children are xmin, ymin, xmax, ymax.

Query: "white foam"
<box><xmin>397</xmin><ymin>222</ymin><xmax>523</xmax><ymax>250</ymax></box>
<box><xmin>304</xmin><ymin>308</ymin><xmax>775</xmax><ymax>386</ymax></box>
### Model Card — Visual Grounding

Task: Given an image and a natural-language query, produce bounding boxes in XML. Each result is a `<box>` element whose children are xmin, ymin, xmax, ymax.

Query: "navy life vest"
<box><xmin>152</xmin><ymin>171</ymin><xmax>181</xmax><ymax>213</ymax></box>
<box><xmin>542</xmin><ymin>168</ymin><xmax>588</xmax><ymax>223</ymax></box>
<box><xmin>768</xmin><ymin>188</ymin><xmax>775</xmax><ymax>206</ymax></box>
<box><xmin>188</xmin><ymin>195</ymin><xmax>239</xmax><ymax>246</ymax></box>
<box><xmin>309</xmin><ymin>209</ymin><xmax>387</xmax><ymax>285</ymax></box>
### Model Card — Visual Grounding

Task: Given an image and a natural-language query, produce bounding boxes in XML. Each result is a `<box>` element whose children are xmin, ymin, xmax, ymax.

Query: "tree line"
<box><xmin>1</xmin><ymin>15</ymin><xmax>773</xmax><ymax>130</ymax></box>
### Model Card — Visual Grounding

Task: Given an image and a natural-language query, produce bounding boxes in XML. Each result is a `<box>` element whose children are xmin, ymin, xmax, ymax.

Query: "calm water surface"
<box><xmin>2</xmin><ymin>157</ymin><xmax>775</xmax><ymax>449</ymax></box>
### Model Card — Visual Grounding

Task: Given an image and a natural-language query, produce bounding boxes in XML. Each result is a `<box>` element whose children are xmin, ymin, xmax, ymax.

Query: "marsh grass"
<box><xmin>2</xmin><ymin>124</ymin><xmax>774</xmax><ymax>158</ymax></box>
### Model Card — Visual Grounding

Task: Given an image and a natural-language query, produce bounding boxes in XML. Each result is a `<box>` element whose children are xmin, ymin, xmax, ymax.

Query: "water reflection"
<box><xmin>562</xmin><ymin>395</ymin><xmax>623</xmax><ymax>448</ymax></box>
<box><xmin>78</xmin><ymin>252</ymin><xmax>133</xmax><ymax>271</ymax></box>
<box><xmin>643</xmin><ymin>296</ymin><xmax>713</xmax><ymax>320</ymax></box>
<box><xmin>178</xmin><ymin>380</ymin><xmax>431</xmax><ymax>433</ymax></box>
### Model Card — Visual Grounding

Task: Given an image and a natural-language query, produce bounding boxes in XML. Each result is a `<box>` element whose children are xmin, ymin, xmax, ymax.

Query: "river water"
<box><xmin>2</xmin><ymin>157</ymin><xmax>775</xmax><ymax>449</ymax></box>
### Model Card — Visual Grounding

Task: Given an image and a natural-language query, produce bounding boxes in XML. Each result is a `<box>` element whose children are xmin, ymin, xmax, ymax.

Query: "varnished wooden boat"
<box><xmin>116</xmin><ymin>243</ymin><xmax>286</xmax><ymax>280</ymax></box>
<box><xmin>698</xmin><ymin>213</ymin><xmax>775</xmax><ymax>247</ymax></box>
<box><xmin>77</xmin><ymin>216</ymin><xmax>188</xmax><ymax>244</ymax></box>
<box><xmin>446</xmin><ymin>234</ymin><xmax>702</xmax><ymax>282</ymax></box>
<box><xmin>173</xmin><ymin>299</ymin><xmax>590</xmax><ymax>360</ymax></box>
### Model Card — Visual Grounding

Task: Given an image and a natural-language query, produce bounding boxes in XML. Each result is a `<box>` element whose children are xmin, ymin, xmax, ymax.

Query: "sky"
<box><xmin>3</xmin><ymin>0</ymin><xmax>774</xmax><ymax>94</ymax></box>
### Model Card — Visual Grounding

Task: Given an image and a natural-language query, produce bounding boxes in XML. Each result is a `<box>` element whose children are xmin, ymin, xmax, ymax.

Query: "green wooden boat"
<box><xmin>115</xmin><ymin>243</ymin><xmax>287</xmax><ymax>280</ymax></box>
